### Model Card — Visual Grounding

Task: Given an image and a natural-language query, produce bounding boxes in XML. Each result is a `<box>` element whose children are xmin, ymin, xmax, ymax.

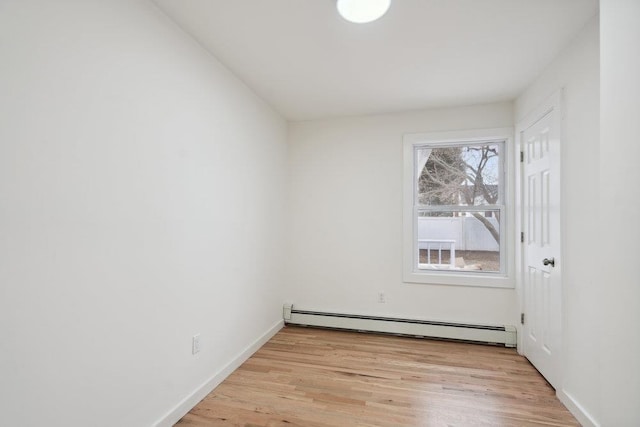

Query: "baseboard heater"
<box><xmin>283</xmin><ymin>304</ymin><xmax>516</xmax><ymax>347</ymax></box>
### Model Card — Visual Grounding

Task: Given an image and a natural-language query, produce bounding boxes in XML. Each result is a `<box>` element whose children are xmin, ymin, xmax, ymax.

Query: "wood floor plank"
<box><xmin>176</xmin><ymin>326</ymin><xmax>579</xmax><ymax>426</ymax></box>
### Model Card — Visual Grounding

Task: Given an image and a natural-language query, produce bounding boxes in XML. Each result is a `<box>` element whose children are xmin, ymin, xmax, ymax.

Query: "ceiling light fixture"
<box><xmin>336</xmin><ymin>0</ymin><xmax>391</xmax><ymax>24</ymax></box>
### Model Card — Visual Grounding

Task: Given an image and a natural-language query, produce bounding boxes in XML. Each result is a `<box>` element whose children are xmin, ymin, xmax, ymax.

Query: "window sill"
<box><xmin>403</xmin><ymin>269</ymin><xmax>514</xmax><ymax>288</ymax></box>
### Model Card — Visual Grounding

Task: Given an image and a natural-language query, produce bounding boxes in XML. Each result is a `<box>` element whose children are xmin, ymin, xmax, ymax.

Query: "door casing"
<box><xmin>515</xmin><ymin>90</ymin><xmax>563</xmax><ymax>389</ymax></box>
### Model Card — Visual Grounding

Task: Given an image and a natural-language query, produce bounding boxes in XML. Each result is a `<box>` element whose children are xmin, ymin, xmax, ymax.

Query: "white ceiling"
<box><xmin>153</xmin><ymin>0</ymin><xmax>598</xmax><ymax>121</ymax></box>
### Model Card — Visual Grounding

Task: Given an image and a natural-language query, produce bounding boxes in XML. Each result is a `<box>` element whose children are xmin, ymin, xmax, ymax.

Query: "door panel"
<box><xmin>521</xmin><ymin>101</ymin><xmax>562</xmax><ymax>389</ymax></box>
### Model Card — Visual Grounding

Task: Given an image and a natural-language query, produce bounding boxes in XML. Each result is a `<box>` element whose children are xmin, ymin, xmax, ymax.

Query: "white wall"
<box><xmin>599</xmin><ymin>1</ymin><xmax>640</xmax><ymax>425</ymax></box>
<box><xmin>286</xmin><ymin>102</ymin><xmax>516</xmax><ymax>325</ymax></box>
<box><xmin>0</xmin><ymin>1</ymin><xmax>287</xmax><ymax>426</ymax></box>
<box><xmin>515</xmin><ymin>17</ymin><xmax>600</xmax><ymax>426</ymax></box>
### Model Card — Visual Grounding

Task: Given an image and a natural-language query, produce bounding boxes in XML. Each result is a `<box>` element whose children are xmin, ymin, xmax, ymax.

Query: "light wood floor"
<box><xmin>177</xmin><ymin>326</ymin><xmax>578</xmax><ymax>427</ymax></box>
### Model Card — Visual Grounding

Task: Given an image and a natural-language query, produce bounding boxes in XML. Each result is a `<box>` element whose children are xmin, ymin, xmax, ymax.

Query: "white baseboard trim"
<box><xmin>154</xmin><ymin>319</ymin><xmax>284</xmax><ymax>427</ymax></box>
<box><xmin>557</xmin><ymin>389</ymin><xmax>600</xmax><ymax>427</ymax></box>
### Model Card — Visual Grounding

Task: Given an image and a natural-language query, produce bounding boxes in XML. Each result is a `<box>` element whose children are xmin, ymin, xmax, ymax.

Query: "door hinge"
<box><xmin>521</xmin><ymin>313</ymin><xmax>525</xmax><ymax>325</ymax></box>
<box><xmin>521</xmin><ymin>232</ymin><xmax>524</xmax><ymax>243</ymax></box>
<box><xmin>520</xmin><ymin>151</ymin><xmax>524</xmax><ymax>162</ymax></box>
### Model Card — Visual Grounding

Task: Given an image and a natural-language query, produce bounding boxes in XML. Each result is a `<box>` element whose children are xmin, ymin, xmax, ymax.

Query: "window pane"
<box><xmin>416</xmin><ymin>143</ymin><xmax>502</xmax><ymax>206</ymax></box>
<box><xmin>417</xmin><ymin>210</ymin><xmax>501</xmax><ymax>272</ymax></box>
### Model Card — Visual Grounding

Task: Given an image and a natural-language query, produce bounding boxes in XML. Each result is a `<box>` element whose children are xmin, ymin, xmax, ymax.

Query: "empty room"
<box><xmin>1</xmin><ymin>1</ymin><xmax>638</xmax><ymax>426</ymax></box>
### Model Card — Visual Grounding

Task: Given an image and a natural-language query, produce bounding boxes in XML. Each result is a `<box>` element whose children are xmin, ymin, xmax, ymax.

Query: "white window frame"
<box><xmin>403</xmin><ymin>128</ymin><xmax>515</xmax><ymax>288</ymax></box>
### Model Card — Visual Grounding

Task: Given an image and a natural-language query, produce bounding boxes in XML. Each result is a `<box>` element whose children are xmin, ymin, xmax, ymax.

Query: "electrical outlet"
<box><xmin>378</xmin><ymin>292</ymin><xmax>386</xmax><ymax>303</ymax></box>
<box><xmin>192</xmin><ymin>334</ymin><xmax>201</xmax><ymax>355</ymax></box>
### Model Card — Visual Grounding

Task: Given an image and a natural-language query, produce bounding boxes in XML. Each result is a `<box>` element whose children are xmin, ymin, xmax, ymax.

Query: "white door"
<box><xmin>520</xmin><ymin>95</ymin><xmax>562</xmax><ymax>388</ymax></box>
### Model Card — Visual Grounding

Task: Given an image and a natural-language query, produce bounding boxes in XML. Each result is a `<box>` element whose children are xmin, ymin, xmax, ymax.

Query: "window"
<box><xmin>403</xmin><ymin>128</ymin><xmax>514</xmax><ymax>287</ymax></box>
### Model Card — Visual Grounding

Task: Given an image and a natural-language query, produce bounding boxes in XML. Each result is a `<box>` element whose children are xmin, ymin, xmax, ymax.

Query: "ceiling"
<box><xmin>153</xmin><ymin>0</ymin><xmax>598</xmax><ymax>121</ymax></box>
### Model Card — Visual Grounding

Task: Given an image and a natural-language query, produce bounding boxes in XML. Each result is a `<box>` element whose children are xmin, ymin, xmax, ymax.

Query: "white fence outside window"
<box><xmin>417</xmin><ymin>216</ymin><xmax>499</xmax><ymax>252</ymax></box>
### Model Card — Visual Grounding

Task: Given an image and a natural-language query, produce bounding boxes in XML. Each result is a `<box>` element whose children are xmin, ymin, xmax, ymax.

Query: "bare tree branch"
<box><xmin>418</xmin><ymin>145</ymin><xmax>500</xmax><ymax>241</ymax></box>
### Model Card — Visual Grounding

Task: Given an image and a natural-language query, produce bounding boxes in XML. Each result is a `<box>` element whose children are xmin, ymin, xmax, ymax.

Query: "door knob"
<box><xmin>543</xmin><ymin>257</ymin><xmax>555</xmax><ymax>267</ymax></box>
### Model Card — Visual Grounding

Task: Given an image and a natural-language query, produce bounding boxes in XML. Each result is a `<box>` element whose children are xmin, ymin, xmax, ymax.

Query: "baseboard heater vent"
<box><xmin>283</xmin><ymin>304</ymin><xmax>516</xmax><ymax>347</ymax></box>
